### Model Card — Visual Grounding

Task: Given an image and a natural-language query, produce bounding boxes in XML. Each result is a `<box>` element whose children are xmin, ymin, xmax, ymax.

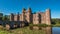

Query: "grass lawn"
<box><xmin>52</xmin><ymin>24</ymin><xmax>60</xmax><ymax>27</ymax></box>
<box><xmin>0</xmin><ymin>27</ymin><xmax>46</xmax><ymax>34</ymax></box>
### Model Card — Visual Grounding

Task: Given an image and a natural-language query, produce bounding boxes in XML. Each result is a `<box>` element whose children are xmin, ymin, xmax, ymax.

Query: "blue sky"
<box><xmin>0</xmin><ymin>0</ymin><xmax>60</xmax><ymax>18</ymax></box>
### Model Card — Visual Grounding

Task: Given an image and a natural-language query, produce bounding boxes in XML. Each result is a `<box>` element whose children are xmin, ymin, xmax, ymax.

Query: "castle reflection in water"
<box><xmin>44</xmin><ymin>27</ymin><xmax>52</xmax><ymax>34</ymax></box>
<box><xmin>31</xmin><ymin>26</ymin><xmax>52</xmax><ymax>34</ymax></box>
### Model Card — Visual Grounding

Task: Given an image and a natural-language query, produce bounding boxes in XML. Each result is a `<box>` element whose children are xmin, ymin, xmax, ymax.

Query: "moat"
<box><xmin>30</xmin><ymin>26</ymin><xmax>60</xmax><ymax>34</ymax></box>
<box><xmin>0</xmin><ymin>25</ymin><xmax>60</xmax><ymax>34</ymax></box>
<box><xmin>52</xmin><ymin>27</ymin><xmax>60</xmax><ymax>34</ymax></box>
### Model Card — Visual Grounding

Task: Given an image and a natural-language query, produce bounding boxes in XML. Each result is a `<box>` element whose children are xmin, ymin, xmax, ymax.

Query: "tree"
<box><xmin>2</xmin><ymin>15</ymin><xmax>10</xmax><ymax>21</ymax></box>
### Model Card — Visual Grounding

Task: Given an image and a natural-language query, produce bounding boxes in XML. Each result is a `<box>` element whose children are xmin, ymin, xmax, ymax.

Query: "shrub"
<box><xmin>29</xmin><ymin>23</ymin><xmax>49</xmax><ymax>27</ymax></box>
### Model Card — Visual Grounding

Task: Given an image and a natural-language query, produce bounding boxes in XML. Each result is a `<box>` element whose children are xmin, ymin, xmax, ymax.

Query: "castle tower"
<box><xmin>10</xmin><ymin>13</ymin><xmax>14</xmax><ymax>21</ymax></box>
<box><xmin>45</xmin><ymin>8</ymin><xmax>51</xmax><ymax>25</ymax></box>
<box><xmin>27</xmin><ymin>7</ymin><xmax>32</xmax><ymax>23</ymax></box>
<box><xmin>22</xmin><ymin>8</ymin><xmax>26</xmax><ymax>21</ymax></box>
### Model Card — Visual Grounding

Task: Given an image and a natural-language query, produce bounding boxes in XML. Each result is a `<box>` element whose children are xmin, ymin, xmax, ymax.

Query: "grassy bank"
<box><xmin>29</xmin><ymin>23</ymin><xmax>60</xmax><ymax>27</ymax></box>
<box><xmin>0</xmin><ymin>27</ymin><xmax>46</xmax><ymax>34</ymax></box>
<box><xmin>52</xmin><ymin>24</ymin><xmax>60</xmax><ymax>27</ymax></box>
<box><xmin>29</xmin><ymin>24</ymin><xmax>51</xmax><ymax>27</ymax></box>
<box><xmin>0</xmin><ymin>23</ymin><xmax>60</xmax><ymax>34</ymax></box>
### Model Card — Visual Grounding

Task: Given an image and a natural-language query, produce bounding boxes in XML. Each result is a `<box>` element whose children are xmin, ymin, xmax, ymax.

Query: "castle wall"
<box><xmin>14</xmin><ymin>15</ymin><xmax>17</xmax><ymax>21</ymax></box>
<box><xmin>10</xmin><ymin>13</ymin><xmax>14</xmax><ymax>21</ymax></box>
<box><xmin>33</xmin><ymin>13</ymin><xmax>40</xmax><ymax>24</ymax></box>
<box><xmin>19</xmin><ymin>14</ymin><xmax>22</xmax><ymax>21</ymax></box>
<box><xmin>9</xmin><ymin>8</ymin><xmax>51</xmax><ymax>25</ymax></box>
<box><xmin>41</xmin><ymin>13</ymin><xmax>46</xmax><ymax>24</ymax></box>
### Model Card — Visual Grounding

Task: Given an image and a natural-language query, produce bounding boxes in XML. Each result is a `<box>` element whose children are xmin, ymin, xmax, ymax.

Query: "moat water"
<box><xmin>43</xmin><ymin>27</ymin><xmax>60</xmax><ymax>34</ymax></box>
<box><xmin>52</xmin><ymin>27</ymin><xmax>60</xmax><ymax>34</ymax></box>
<box><xmin>31</xmin><ymin>26</ymin><xmax>60</xmax><ymax>34</ymax></box>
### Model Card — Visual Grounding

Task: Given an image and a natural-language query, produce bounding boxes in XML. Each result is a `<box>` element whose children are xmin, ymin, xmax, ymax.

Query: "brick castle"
<box><xmin>10</xmin><ymin>8</ymin><xmax>51</xmax><ymax>25</ymax></box>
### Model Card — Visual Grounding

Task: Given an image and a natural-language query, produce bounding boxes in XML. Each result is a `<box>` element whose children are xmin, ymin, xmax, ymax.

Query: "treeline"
<box><xmin>51</xmin><ymin>18</ymin><xmax>60</xmax><ymax>24</ymax></box>
<box><xmin>0</xmin><ymin>15</ymin><xmax>10</xmax><ymax>21</ymax></box>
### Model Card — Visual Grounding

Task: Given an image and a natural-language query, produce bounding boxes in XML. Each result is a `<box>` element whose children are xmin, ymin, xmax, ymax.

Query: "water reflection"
<box><xmin>43</xmin><ymin>27</ymin><xmax>52</xmax><ymax>34</ymax></box>
<box><xmin>52</xmin><ymin>27</ymin><xmax>60</xmax><ymax>34</ymax></box>
<box><xmin>30</xmin><ymin>26</ymin><xmax>52</xmax><ymax>34</ymax></box>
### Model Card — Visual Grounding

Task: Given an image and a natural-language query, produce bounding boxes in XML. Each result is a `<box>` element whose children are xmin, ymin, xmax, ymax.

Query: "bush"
<box><xmin>29</xmin><ymin>23</ymin><xmax>49</xmax><ymax>27</ymax></box>
<box><xmin>38</xmin><ymin>24</ymin><xmax>48</xmax><ymax>27</ymax></box>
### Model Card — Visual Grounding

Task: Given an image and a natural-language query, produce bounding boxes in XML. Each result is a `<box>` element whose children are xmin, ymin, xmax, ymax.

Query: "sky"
<box><xmin>0</xmin><ymin>0</ymin><xmax>60</xmax><ymax>18</ymax></box>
